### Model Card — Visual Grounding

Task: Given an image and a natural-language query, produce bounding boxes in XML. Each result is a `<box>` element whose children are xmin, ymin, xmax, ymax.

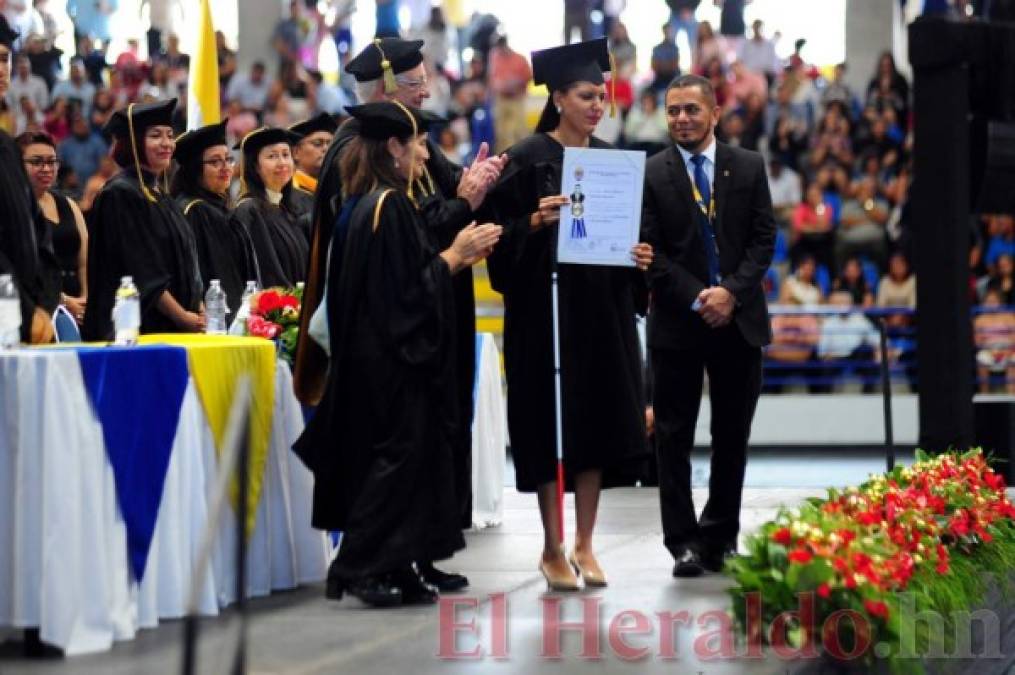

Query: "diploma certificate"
<box><xmin>557</xmin><ymin>147</ymin><xmax>646</xmax><ymax>267</ymax></box>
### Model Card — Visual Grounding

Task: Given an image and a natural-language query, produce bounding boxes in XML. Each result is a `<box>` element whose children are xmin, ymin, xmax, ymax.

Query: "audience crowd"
<box><xmin>4</xmin><ymin>0</ymin><xmax>1009</xmax><ymax>391</ymax></box>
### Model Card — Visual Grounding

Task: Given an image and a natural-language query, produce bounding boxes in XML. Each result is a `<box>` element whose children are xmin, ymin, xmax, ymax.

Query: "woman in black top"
<box><xmin>228</xmin><ymin>127</ymin><xmax>309</xmax><ymax>289</ymax></box>
<box><xmin>16</xmin><ymin>130</ymin><xmax>89</xmax><ymax>324</ymax></box>
<box><xmin>81</xmin><ymin>98</ymin><xmax>205</xmax><ymax>340</ymax></box>
<box><xmin>171</xmin><ymin>119</ymin><xmax>256</xmax><ymax>320</ymax></box>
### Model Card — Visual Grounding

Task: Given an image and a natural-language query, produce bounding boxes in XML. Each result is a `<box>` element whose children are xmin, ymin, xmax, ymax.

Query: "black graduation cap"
<box><xmin>531</xmin><ymin>38</ymin><xmax>611</xmax><ymax>92</ymax></box>
<box><xmin>104</xmin><ymin>98</ymin><xmax>177</xmax><ymax>139</ymax></box>
<box><xmin>0</xmin><ymin>15</ymin><xmax>17</xmax><ymax>50</ymax></box>
<box><xmin>234</xmin><ymin>126</ymin><xmax>303</xmax><ymax>156</ymax></box>
<box><xmin>345</xmin><ymin>38</ymin><xmax>424</xmax><ymax>92</ymax></box>
<box><xmin>345</xmin><ymin>102</ymin><xmax>442</xmax><ymax>140</ymax></box>
<box><xmin>173</xmin><ymin>119</ymin><xmax>229</xmax><ymax>164</ymax></box>
<box><xmin>288</xmin><ymin>112</ymin><xmax>338</xmax><ymax>138</ymax></box>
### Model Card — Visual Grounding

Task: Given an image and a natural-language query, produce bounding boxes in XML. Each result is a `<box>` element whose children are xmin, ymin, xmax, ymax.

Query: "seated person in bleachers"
<box><xmin>877</xmin><ymin>251</ymin><xmax>916</xmax><ymax>314</ymax></box>
<box><xmin>834</xmin><ymin>256</ymin><xmax>874</xmax><ymax>308</ymax></box>
<box><xmin>817</xmin><ymin>290</ymin><xmax>881</xmax><ymax>392</ymax></box>
<box><xmin>985</xmin><ymin>253</ymin><xmax>1015</xmax><ymax>306</ymax></box>
<box><xmin>779</xmin><ymin>255</ymin><xmax>823</xmax><ymax>306</ymax></box>
<box><xmin>974</xmin><ymin>287</ymin><xmax>1015</xmax><ymax>394</ymax></box>
<box><xmin>790</xmin><ymin>184</ymin><xmax>835</xmax><ymax>271</ymax></box>
<box><xmin>767</xmin><ymin>156</ymin><xmax>801</xmax><ymax>231</ymax></box>
<box><xmin>836</xmin><ymin>177</ymin><xmax>889</xmax><ymax>271</ymax></box>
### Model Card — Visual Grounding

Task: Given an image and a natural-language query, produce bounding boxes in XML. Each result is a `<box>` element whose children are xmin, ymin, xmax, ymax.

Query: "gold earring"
<box><xmin>394</xmin><ymin>158</ymin><xmax>400</xmax><ymax>168</ymax></box>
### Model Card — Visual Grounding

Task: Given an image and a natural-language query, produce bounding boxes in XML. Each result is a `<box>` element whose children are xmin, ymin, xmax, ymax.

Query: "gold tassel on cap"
<box><xmin>126</xmin><ymin>103</ymin><xmax>158</xmax><ymax>203</ymax></box>
<box><xmin>609</xmin><ymin>51</ymin><xmax>618</xmax><ymax>118</ymax></box>
<box><xmin>374</xmin><ymin>39</ymin><xmax>399</xmax><ymax>94</ymax></box>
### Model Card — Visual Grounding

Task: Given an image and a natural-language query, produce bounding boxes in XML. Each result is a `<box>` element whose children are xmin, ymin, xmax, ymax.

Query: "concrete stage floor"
<box><xmin>0</xmin><ymin>484</ymin><xmax>859</xmax><ymax>675</ymax></box>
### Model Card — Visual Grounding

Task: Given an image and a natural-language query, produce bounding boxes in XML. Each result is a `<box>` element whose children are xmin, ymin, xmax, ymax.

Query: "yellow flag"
<box><xmin>187</xmin><ymin>0</ymin><xmax>221</xmax><ymax>130</ymax></box>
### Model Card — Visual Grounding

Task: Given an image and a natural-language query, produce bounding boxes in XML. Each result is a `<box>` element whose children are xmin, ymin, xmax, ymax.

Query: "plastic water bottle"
<box><xmin>205</xmin><ymin>279</ymin><xmax>227</xmax><ymax>335</ymax></box>
<box><xmin>0</xmin><ymin>274</ymin><xmax>21</xmax><ymax>349</ymax></box>
<box><xmin>112</xmin><ymin>276</ymin><xmax>140</xmax><ymax>346</ymax></box>
<box><xmin>229</xmin><ymin>280</ymin><xmax>258</xmax><ymax>335</ymax></box>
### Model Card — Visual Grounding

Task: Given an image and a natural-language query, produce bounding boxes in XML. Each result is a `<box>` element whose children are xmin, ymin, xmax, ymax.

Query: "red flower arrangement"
<box><xmin>727</xmin><ymin>449</ymin><xmax>1015</xmax><ymax>670</ymax></box>
<box><xmin>244</xmin><ymin>286</ymin><xmax>302</xmax><ymax>364</ymax></box>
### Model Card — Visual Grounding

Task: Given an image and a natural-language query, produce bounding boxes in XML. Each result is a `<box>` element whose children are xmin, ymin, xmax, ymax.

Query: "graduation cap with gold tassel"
<box><xmin>345</xmin><ymin>37</ymin><xmax>426</xmax><ymax>93</ymax></box>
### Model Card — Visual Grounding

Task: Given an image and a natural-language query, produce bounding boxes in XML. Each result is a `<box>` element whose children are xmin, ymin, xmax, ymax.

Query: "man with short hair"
<box><xmin>737</xmin><ymin>19</ymin><xmax>780</xmax><ymax>85</ymax></box>
<box><xmin>651</xmin><ymin>22</ymin><xmax>680</xmax><ymax>92</ymax></box>
<box><xmin>226</xmin><ymin>61</ymin><xmax>270</xmax><ymax>113</ymax></box>
<box><xmin>641</xmin><ymin>74</ymin><xmax>775</xmax><ymax>578</ymax></box>
<box><xmin>8</xmin><ymin>55</ymin><xmax>47</xmax><ymax>113</ymax></box>
<box><xmin>52</xmin><ymin>57</ymin><xmax>96</xmax><ymax>117</ymax></box>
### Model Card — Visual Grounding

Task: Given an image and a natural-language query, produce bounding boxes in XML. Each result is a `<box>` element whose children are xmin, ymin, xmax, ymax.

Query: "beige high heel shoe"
<box><xmin>569</xmin><ymin>550</ymin><xmax>608</xmax><ymax>587</ymax></box>
<box><xmin>539</xmin><ymin>550</ymin><xmax>580</xmax><ymax>591</ymax></box>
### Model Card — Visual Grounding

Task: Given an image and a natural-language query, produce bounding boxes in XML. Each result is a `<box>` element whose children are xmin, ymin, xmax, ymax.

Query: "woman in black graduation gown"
<box><xmin>228</xmin><ymin>127</ymin><xmax>309</xmax><ymax>289</ymax></box>
<box><xmin>82</xmin><ymin>99</ymin><xmax>205</xmax><ymax>340</ymax></box>
<box><xmin>294</xmin><ymin>101</ymin><xmax>501</xmax><ymax>607</ymax></box>
<box><xmin>484</xmin><ymin>39</ymin><xmax>654</xmax><ymax>591</ymax></box>
<box><xmin>171</xmin><ymin>119</ymin><xmax>256</xmax><ymax>320</ymax></box>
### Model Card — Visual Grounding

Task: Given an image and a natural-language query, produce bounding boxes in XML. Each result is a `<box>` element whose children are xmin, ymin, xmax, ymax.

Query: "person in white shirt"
<box><xmin>52</xmin><ymin>58</ymin><xmax>97</xmax><ymax>118</ymax></box>
<box><xmin>226</xmin><ymin>61</ymin><xmax>271</xmax><ymax>112</ymax></box>
<box><xmin>766</xmin><ymin>156</ymin><xmax>801</xmax><ymax>229</ymax></box>
<box><xmin>2</xmin><ymin>0</ymin><xmax>42</xmax><ymax>50</ymax></box>
<box><xmin>737</xmin><ymin>20</ymin><xmax>780</xmax><ymax>84</ymax></box>
<box><xmin>7</xmin><ymin>55</ymin><xmax>47</xmax><ymax>113</ymax></box>
<box><xmin>817</xmin><ymin>290</ymin><xmax>881</xmax><ymax>392</ymax></box>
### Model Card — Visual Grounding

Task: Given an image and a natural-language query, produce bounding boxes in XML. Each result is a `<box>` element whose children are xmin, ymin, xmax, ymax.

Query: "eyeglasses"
<box><xmin>303</xmin><ymin>138</ymin><xmax>330</xmax><ymax>149</ymax></box>
<box><xmin>202</xmin><ymin>157</ymin><xmax>237</xmax><ymax>169</ymax></box>
<box><xmin>396</xmin><ymin>75</ymin><xmax>429</xmax><ymax>92</ymax></box>
<box><xmin>0</xmin><ymin>49</ymin><xmax>10</xmax><ymax>69</ymax></box>
<box><xmin>24</xmin><ymin>157</ymin><xmax>60</xmax><ymax>169</ymax></box>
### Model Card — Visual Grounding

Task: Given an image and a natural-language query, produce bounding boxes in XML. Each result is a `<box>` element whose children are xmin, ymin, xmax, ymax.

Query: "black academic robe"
<box><xmin>0</xmin><ymin>131</ymin><xmax>60</xmax><ymax>341</ymax></box>
<box><xmin>176</xmin><ymin>189</ymin><xmax>256</xmax><ymax>319</ymax></box>
<box><xmin>289</xmin><ymin>185</ymin><xmax>315</xmax><ymax>241</ymax></box>
<box><xmin>82</xmin><ymin>169</ymin><xmax>203</xmax><ymax>341</ymax></box>
<box><xmin>229</xmin><ymin>196</ymin><xmax>309</xmax><ymax>289</ymax></box>
<box><xmin>298</xmin><ymin>119</ymin><xmax>478</xmax><ymax>528</ymax></box>
<box><xmin>485</xmin><ymin>133</ymin><xmax>649</xmax><ymax>492</ymax></box>
<box><xmin>293</xmin><ymin>187</ymin><xmax>465</xmax><ymax>580</ymax></box>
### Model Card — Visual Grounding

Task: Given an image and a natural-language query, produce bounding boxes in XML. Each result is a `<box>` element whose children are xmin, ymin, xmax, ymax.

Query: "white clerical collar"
<box><xmin>266</xmin><ymin>188</ymin><xmax>283</xmax><ymax>205</ymax></box>
<box><xmin>677</xmin><ymin>136</ymin><xmax>717</xmax><ymax>167</ymax></box>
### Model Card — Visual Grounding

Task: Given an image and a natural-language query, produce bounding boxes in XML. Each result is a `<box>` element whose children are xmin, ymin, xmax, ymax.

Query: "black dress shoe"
<box><xmin>419</xmin><ymin>561</ymin><xmax>469</xmax><ymax>592</ymax></box>
<box><xmin>325</xmin><ymin>576</ymin><xmax>344</xmax><ymax>600</ymax></box>
<box><xmin>672</xmin><ymin>550</ymin><xmax>705</xmax><ymax>578</ymax></box>
<box><xmin>702</xmin><ymin>547</ymin><xmax>737</xmax><ymax>573</ymax></box>
<box><xmin>346</xmin><ymin>575</ymin><xmax>403</xmax><ymax>607</ymax></box>
<box><xmin>393</xmin><ymin>564</ymin><xmax>440</xmax><ymax>605</ymax></box>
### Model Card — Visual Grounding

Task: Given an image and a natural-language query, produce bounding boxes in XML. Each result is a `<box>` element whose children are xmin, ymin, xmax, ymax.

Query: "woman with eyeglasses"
<box><xmin>171</xmin><ymin>119</ymin><xmax>256</xmax><ymax>320</ymax></box>
<box><xmin>16</xmin><ymin>130</ymin><xmax>89</xmax><ymax>324</ymax></box>
<box><xmin>228</xmin><ymin>126</ymin><xmax>309</xmax><ymax>289</ymax></box>
<box><xmin>81</xmin><ymin>98</ymin><xmax>205</xmax><ymax>340</ymax></box>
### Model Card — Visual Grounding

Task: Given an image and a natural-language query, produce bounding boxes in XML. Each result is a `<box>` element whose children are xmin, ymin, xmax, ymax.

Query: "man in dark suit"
<box><xmin>641</xmin><ymin>74</ymin><xmax>775</xmax><ymax>578</ymax></box>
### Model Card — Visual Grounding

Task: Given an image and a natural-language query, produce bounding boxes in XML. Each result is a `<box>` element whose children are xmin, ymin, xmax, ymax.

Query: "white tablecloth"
<box><xmin>0</xmin><ymin>349</ymin><xmax>328</xmax><ymax>655</ymax></box>
<box><xmin>471</xmin><ymin>333</ymin><xmax>505</xmax><ymax>528</ymax></box>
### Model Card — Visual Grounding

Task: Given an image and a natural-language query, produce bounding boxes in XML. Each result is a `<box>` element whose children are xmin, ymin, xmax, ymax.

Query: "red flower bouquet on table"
<box><xmin>245</xmin><ymin>286</ymin><xmax>302</xmax><ymax>364</ymax></box>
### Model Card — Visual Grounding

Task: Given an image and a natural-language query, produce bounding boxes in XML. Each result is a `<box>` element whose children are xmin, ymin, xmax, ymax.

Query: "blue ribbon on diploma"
<box><xmin>570</xmin><ymin>218</ymin><xmax>586</xmax><ymax>239</ymax></box>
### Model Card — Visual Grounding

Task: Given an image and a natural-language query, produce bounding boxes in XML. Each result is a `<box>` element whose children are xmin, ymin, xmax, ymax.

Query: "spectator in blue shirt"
<box><xmin>51</xmin><ymin>58</ymin><xmax>96</xmax><ymax>118</ymax></box>
<box><xmin>985</xmin><ymin>214</ymin><xmax>1015</xmax><ymax>269</ymax></box>
<box><xmin>650</xmin><ymin>23</ymin><xmax>680</xmax><ymax>92</ymax></box>
<box><xmin>66</xmin><ymin>0</ymin><xmax>118</xmax><ymax>42</ymax></box>
<box><xmin>57</xmin><ymin>113</ymin><xmax>107</xmax><ymax>184</ymax></box>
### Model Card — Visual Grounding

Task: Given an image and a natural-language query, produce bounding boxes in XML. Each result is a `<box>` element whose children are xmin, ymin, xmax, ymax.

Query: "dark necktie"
<box><xmin>691</xmin><ymin>154</ymin><xmax>720</xmax><ymax>285</ymax></box>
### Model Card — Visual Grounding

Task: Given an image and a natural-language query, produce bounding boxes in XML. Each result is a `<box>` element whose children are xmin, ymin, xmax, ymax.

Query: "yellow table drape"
<box><xmin>140</xmin><ymin>334</ymin><xmax>276</xmax><ymax>536</ymax></box>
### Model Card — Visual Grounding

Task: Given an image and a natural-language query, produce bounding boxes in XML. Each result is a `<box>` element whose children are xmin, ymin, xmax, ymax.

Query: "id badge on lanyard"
<box><xmin>691</xmin><ymin>181</ymin><xmax>721</xmax><ymax>267</ymax></box>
